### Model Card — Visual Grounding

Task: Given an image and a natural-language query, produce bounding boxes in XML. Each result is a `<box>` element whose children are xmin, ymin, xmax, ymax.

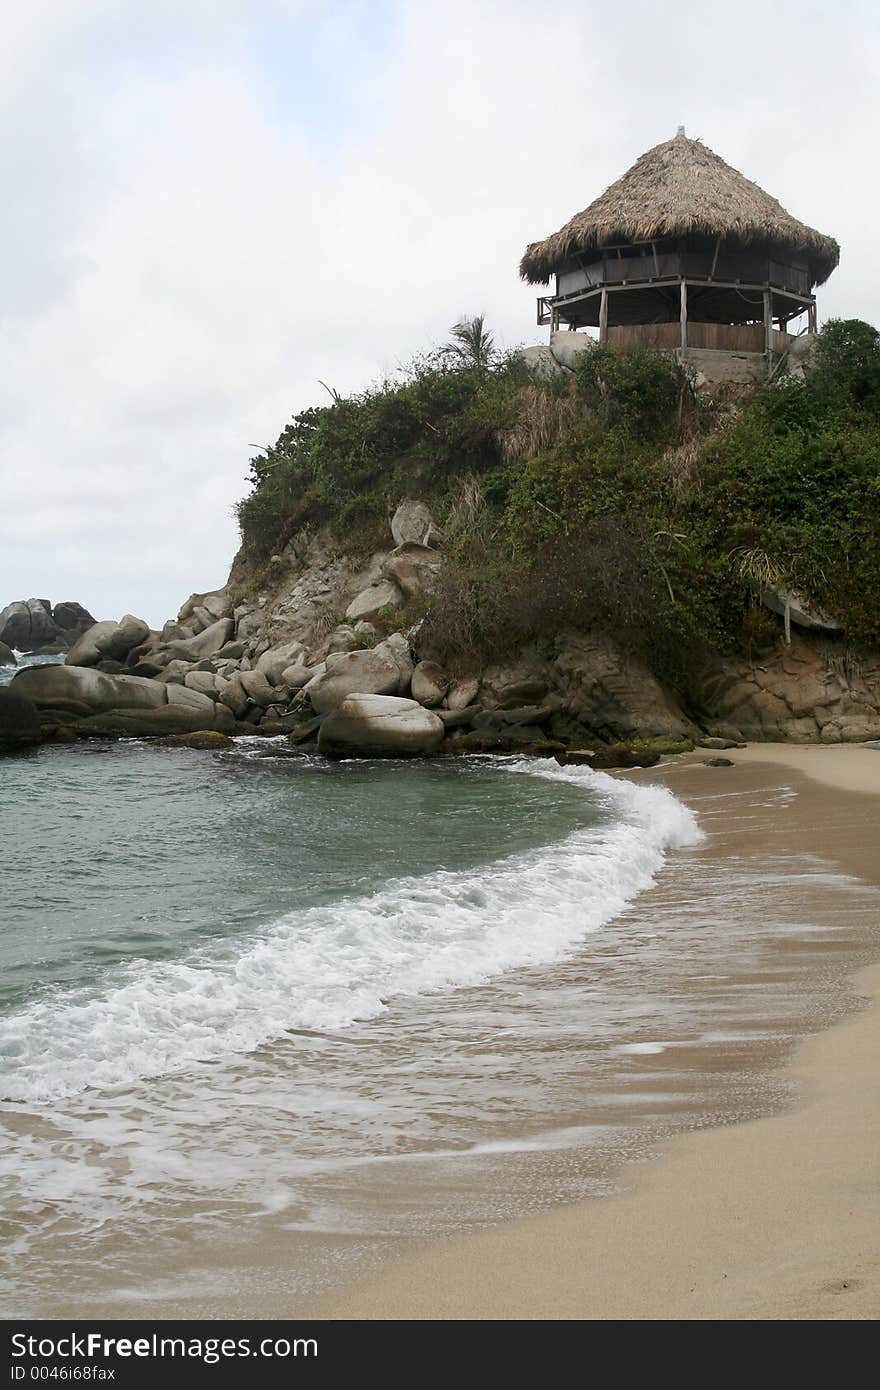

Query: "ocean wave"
<box><xmin>0</xmin><ymin>761</ymin><xmax>700</xmax><ymax>1103</ymax></box>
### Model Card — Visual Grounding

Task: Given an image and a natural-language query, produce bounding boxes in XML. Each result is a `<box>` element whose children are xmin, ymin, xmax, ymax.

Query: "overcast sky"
<box><xmin>1</xmin><ymin>0</ymin><xmax>877</xmax><ymax>627</ymax></box>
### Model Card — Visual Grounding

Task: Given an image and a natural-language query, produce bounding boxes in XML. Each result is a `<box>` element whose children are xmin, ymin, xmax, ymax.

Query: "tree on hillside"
<box><xmin>446</xmin><ymin>314</ymin><xmax>496</xmax><ymax>375</ymax></box>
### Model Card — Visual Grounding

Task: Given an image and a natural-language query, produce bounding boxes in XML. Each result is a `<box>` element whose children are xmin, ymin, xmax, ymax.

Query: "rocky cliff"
<box><xmin>11</xmin><ymin>490</ymin><xmax>879</xmax><ymax>758</ymax></box>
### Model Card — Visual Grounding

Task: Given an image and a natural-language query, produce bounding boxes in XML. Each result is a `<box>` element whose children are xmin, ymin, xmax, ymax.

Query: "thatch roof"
<box><xmin>520</xmin><ymin>130</ymin><xmax>839</xmax><ymax>287</ymax></box>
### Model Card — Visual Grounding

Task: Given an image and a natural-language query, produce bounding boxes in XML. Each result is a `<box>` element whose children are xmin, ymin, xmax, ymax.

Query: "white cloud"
<box><xmin>1</xmin><ymin>0</ymin><xmax>877</xmax><ymax>626</ymax></box>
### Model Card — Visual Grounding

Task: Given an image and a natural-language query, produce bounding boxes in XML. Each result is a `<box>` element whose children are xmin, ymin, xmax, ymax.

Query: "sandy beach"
<box><xmin>313</xmin><ymin>744</ymin><xmax>880</xmax><ymax>1321</ymax></box>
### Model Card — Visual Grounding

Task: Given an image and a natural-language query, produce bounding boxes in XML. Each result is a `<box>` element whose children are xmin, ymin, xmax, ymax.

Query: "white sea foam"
<box><xmin>0</xmin><ymin>761</ymin><xmax>701</xmax><ymax>1103</ymax></box>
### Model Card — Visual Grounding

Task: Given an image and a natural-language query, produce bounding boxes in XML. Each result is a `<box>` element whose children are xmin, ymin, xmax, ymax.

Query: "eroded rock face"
<box><xmin>317</xmin><ymin>694</ymin><xmax>445</xmax><ymax>758</ymax></box>
<box><xmin>553</xmin><ymin>634</ymin><xmax>694</xmax><ymax>741</ymax></box>
<box><xmin>697</xmin><ymin>637</ymin><xmax>880</xmax><ymax>742</ymax></box>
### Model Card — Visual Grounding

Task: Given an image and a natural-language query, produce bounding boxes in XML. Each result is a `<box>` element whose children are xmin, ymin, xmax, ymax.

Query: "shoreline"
<box><xmin>310</xmin><ymin>744</ymin><xmax>880</xmax><ymax>1320</ymax></box>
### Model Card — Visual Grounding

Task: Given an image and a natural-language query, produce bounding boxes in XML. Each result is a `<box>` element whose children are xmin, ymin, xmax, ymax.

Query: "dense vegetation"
<box><xmin>236</xmin><ymin>318</ymin><xmax>880</xmax><ymax>687</ymax></box>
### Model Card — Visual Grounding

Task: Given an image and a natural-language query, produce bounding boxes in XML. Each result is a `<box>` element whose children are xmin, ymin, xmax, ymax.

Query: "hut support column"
<box><xmin>679</xmin><ymin>281</ymin><xmax>687</xmax><ymax>349</ymax></box>
<box><xmin>763</xmin><ymin>290</ymin><xmax>772</xmax><ymax>355</ymax></box>
<box><xmin>599</xmin><ymin>288</ymin><xmax>608</xmax><ymax>343</ymax></box>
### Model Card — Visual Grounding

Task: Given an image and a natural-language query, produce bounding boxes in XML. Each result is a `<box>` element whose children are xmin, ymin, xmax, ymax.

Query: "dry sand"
<box><xmin>314</xmin><ymin>744</ymin><xmax>880</xmax><ymax>1320</ymax></box>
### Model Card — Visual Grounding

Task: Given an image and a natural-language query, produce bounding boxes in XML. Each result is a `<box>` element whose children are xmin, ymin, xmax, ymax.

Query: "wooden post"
<box><xmin>763</xmin><ymin>289</ymin><xmax>772</xmax><ymax>355</ymax></box>
<box><xmin>599</xmin><ymin>288</ymin><xmax>608</xmax><ymax>343</ymax></box>
<box><xmin>679</xmin><ymin>281</ymin><xmax>687</xmax><ymax>349</ymax></box>
<box><xmin>709</xmin><ymin>236</ymin><xmax>721</xmax><ymax>279</ymax></box>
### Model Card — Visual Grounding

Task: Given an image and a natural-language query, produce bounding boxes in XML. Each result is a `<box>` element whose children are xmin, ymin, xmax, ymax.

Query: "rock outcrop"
<box><xmin>697</xmin><ymin>637</ymin><xmax>880</xmax><ymax>743</ymax></box>
<box><xmin>0</xmin><ymin>599</ymin><xmax>97</xmax><ymax>654</ymax></box>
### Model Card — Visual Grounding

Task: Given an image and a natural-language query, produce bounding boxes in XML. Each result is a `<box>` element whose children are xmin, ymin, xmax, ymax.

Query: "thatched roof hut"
<box><xmin>521</xmin><ymin>130</ymin><xmax>838</xmax><ymax>369</ymax></box>
<box><xmin>521</xmin><ymin>129</ymin><xmax>839</xmax><ymax>287</ymax></box>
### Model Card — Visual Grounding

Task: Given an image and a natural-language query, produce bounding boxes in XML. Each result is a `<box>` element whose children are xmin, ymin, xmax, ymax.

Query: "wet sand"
<box><xmin>313</xmin><ymin>745</ymin><xmax>880</xmax><ymax>1320</ymax></box>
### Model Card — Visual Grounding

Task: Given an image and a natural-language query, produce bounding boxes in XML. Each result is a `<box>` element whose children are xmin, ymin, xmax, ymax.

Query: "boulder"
<box><xmin>376</xmin><ymin>633</ymin><xmax>414</xmax><ymax>690</ymax></box>
<box><xmin>238</xmin><ymin>669</ymin><xmax>277</xmax><ymax>707</ymax></box>
<box><xmin>391</xmin><ymin>499</ymin><xmax>435</xmax><ymax>548</ymax></box>
<box><xmin>345</xmin><ymin>579</ymin><xmax>403</xmax><ymax>624</ymax></box>
<box><xmin>184</xmin><ymin>671</ymin><xmax>221</xmax><ymax>698</ymax></box>
<box><xmin>178</xmin><ymin>588</ymin><xmax>230</xmax><ymax>625</ymax></box>
<box><xmin>94</xmin><ymin>614</ymin><xmax>151</xmax><ymax>661</ymax></box>
<box><xmin>52</xmin><ymin>601</ymin><xmax>96</xmax><ymax>635</ymax></box>
<box><xmin>0</xmin><ymin>599</ymin><xmax>61</xmax><ymax>652</ymax></box>
<box><xmin>519</xmin><ymin>345</ymin><xmax>566</xmax><ymax>381</ymax></box>
<box><xmin>165</xmin><ymin>618</ymin><xmax>234</xmax><ymax>662</ymax></box>
<box><xmin>327</xmin><ymin>626</ymin><xmax>359</xmax><ymax>654</ymax></box>
<box><xmin>382</xmin><ymin>543</ymin><xmax>442</xmax><ymax>598</ymax></box>
<box><xmin>161</xmin><ymin>621</ymin><xmax>194</xmax><ymax>644</ymax></box>
<box><xmin>66</xmin><ymin>620</ymin><xmax>120</xmax><ymax>667</ymax></box>
<box><xmin>13</xmin><ymin>665</ymin><xmax>167</xmax><ymax>714</ymax></box>
<box><xmin>281</xmin><ymin>661</ymin><xmax>322</xmax><ymax>691</ymax></box>
<box><xmin>0</xmin><ymin>641</ymin><xmax>16</xmax><ymax>666</ymax></box>
<box><xmin>444</xmin><ymin>677</ymin><xmax>479</xmax><ymax>712</ymax></box>
<box><xmin>217</xmin><ymin>671</ymin><xmax>249</xmax><ymax>719</ymax></box>
<box><xmin>318</xmin><ymin>694</ymin><xmax>445</xmax><ymax>758</ymax></box>
<box><xmin>10</xmin><ymin>663</ymin><xmax>232</xmax><ymax>737</ymax></box>
<box><xmin>256</xmin><ymin>639</ymin><xmax>306</xmax><ymax>685</ymax></box>
<box><xmin>303</xmin><ymin>646</ymin><xmax>405</xmax><ymax>715</ymax></box>
<box><xmin>411</xmin><ymin>660</ymin><xmax>450</xmax><ymax>708</ymax></box>
<box><xmin>549</xmin><ymin>330</ymin><xmax>595</xmax><ymax>371</ymax></box>
<box><xmin>0</xmin><ymin>687</ymin><xmax>42</xmax><ymax>748</ymax></box>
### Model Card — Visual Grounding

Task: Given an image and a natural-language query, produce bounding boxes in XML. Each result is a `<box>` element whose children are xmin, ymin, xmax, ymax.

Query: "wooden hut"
<box><xmin>521</xmin><ymin>129</ymin><xmax>839</xmax><ymax>359</ymax></box>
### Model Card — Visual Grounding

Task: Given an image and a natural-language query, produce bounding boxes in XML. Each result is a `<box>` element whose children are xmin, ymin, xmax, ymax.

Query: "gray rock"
<box><xmin>281</xmin><ymin>661</ymin><xmax>321</xmax><ymax>691</ymax></box>
<box><xmin>165</xmin><ymin>618</ymin><xmax>234</xmax><ymax>662</ymax></box>
<box><xmin>66</xmin><ymin>621</ymin><xmax>120</xmax><ymax>667</ymax></box>
<box><xmin>411</xmin><ymin>660</ymin><xmax>450</xmax><ymax>708</ymax></box>
<box><xmin>549</xmin><ymin>330</ymin><xmax>595</xmax><ymax>371</ymax></box>
<box><xmin>217</xmin><ymin>672</ymin><xmax>249</xmax><ymax>719</ymax></box>
<box><xmin>391</xmin><ymin>499</ymin><xmax>435</xmax><ymax>548</ymax></box>
<box><xmin>94</xmin><ymin>614</ymin><xmax>151</xmax><ymax>661</ymax></box>
<box><xmin>318</xmin><ymin>694</ymin><xmax>445</xmax><ymax>758</ymax></box>
<box><xmin>0</xmin><ymin>641</ymin><xmax>17</xmax><ymax>666</ymax></box>
<box><xmin>0</xmin><ymin>687</ymin><xmax>42</xmax><ymax>747</ymax></box>
<box><xmin>437</xmin><ymin>705</ymin><xmax>481</xmax><ymax>729</ymax></box>
<box><xmin>13</xmin><ymin>665</ymin><xmax>167</xmax><ymax>714</ymax></box>
<box><xmin>0</xmin><ymin>599</ymin><xmax>61</xmax><ymax>652</ymax></box>
<box><xmin>238</xmin><ymin>669</ymin><xmax>277</xmax><ymax>706</ymax></box>
<box><xmin>52</xmin><ymin>602</ymin><xmax>96</xmax><ymax>634</ymax></box>
<box><xmin>443</xmin><ymin>677</ymin><xmax>479</xmax><ymax>712</ymax></box>
<box><xmin>382</xmin><ymin>544</ymin><xmax>441</xmax><ymax>598</ymax></box>
<box><xmin>256</xmin><ymin>639</ymin><xmax>306</xmax><ymax>685</ymax></box>
<box><xmin>327</xmin><ymin>626</ymin><xmax>359</xmax><ymax>654</ymax></box>
<box><xmin>303</xmin><ymin>647</ymin><xmax>404</xmax><ymax>715</ymax></box>
<box><xmin>184</xmin><ymin>671</ymin><xmax>221</xmax><ymax>698</ymax></box>
<box><xmin>178</xmin><ymin>588</ymin><xmax>230</xmax><ymax>625</ymax></box>
<box><xmin>345</xmin><ymin>579</ymin><xmax>403</xmax><ymax>624</ymax></box>
<box><xmin>161</xmin><ymin>621</ymin><xmax>194</xmax><ymax>644</ymax></box>
<box><xmin>705</xmin><ymin>757</ymin><xmax>735</xmax><ymax>767</ymax></box>
<box><xmin>697</xmin><ymin>736</ymin><xmax>743</xmax><ymax>750</ymax></box>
